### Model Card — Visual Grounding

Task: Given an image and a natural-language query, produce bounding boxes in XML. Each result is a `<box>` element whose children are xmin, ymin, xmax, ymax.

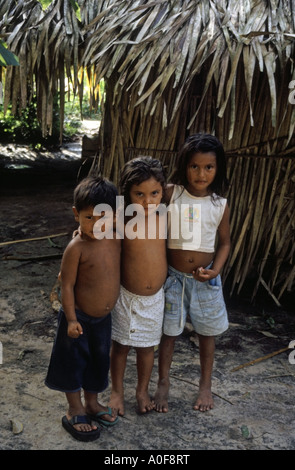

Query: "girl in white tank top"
<box><xmin>154</xmin><ymin>133</ymin><xmax>231</xmax><ymax>414</ymax></box>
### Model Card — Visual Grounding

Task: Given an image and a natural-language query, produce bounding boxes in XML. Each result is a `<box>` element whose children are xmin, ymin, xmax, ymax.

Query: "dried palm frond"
<box><xmin>1</xmin><ymin>0</ymin><xmax>84</xmax><ymax>142</ymax></box>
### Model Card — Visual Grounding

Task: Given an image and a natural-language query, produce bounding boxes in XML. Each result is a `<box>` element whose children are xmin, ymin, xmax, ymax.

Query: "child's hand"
<box><xmin>67</xmin><ymin>320</ymin><xmax>83</xmax><ymax>338</ymax></box>
<box><xmin>192</xmin><ymin>267</ymin><xmax>218</xmax><ymax>282</ymax></box>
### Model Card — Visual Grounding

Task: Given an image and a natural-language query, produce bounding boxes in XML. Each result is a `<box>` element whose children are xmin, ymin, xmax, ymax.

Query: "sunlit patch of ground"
<box><xmin>0</xmin><ymin>120</ymin><xmax>101</xmax><ymax>166</ymax></box>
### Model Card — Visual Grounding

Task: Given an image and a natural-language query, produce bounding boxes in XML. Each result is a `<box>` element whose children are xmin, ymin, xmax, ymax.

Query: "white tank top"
<box><xmin>167</xmin><ymin>185</ymin><xmax>227</xmax><ymax>252</ymax></box>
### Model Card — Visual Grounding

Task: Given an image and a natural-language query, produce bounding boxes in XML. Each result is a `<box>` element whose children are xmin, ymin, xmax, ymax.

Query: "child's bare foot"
<box><xmin>136</xmin><ymin>390</ymin><xmax>154</xmax><ymax>414</ymax></box>
<box><xmin>153</xmin><ymin>378</ymin><xmax>169</xmax><ymax>413</ymax></box>
<box><xmin>109</xmin><ymin>391</ymin><xmax>125</xmax><ymax>416</ymax></box>
<box><xmin>193</xmin><ymin>386</ymin><xmax>214</xmax><ymax>412</ymax></box>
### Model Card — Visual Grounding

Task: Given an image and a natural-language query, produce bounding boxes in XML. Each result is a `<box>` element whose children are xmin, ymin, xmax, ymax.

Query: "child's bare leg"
<box><xmin>193</xmin><ymin>334</ymin><xmax>215</xmax><ymax>412</ymax></box>
<box><xmin>65</xmin><ymin>391</ymin><xmax>98</xmax><ymax>432</ymax></box>
<box><xmin>84</xmin><ymin>391</ymin><xmax>117</xmax><ymax>423</ymax></box>
<box><xmin>135</xmin><ymin>346</ymin><xmax>155</xmax><ymax>413</ymax></box>
<box><xmin>154</xmin><ymin>334</ymin><xmax>177</xmax><ymax>413</ymax></box>
<box><xmin>109</xmin><ymin>340</ymin><xmax>130</xmax><ymax>416</ymax></box>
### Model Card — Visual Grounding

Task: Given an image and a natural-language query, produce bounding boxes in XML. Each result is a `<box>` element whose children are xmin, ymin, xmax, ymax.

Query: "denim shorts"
<box><xmin>163</xmin><ymin>265</ymin><xmax>228</xmax><ymax>337</ymax></box>
<box><xmin>45</xmin><ymin>308</ymin><xmax>111</xmax><ymax>393</ymax></box>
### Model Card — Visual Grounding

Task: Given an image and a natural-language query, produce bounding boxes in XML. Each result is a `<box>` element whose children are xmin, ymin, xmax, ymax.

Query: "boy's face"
<box><xmin>129</xmin><ymin>177</ymin><xmax>163</xmax><ymax>216</ymax></box>
<box><xmin>72</xmin><ymin>206</ymin><xmax>110</xmax><ymax>240</ymax></box>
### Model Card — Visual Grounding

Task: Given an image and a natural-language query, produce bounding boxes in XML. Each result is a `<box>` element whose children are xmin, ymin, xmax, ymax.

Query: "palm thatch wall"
<box><xmin>1</xmin><ymin>0</ymin><xmax>294</xmax><ymax>306</ymax></box>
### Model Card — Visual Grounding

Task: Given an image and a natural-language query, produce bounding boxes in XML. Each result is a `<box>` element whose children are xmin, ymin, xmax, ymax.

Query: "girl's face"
<box><xmin>129</xmin><ymin>177</ymin><xmax>163</xmax><ymax>216</ymax></box>
<box><xmin>186</xmin><ymin>151</ymin><xmax>217</xmax><ymax>197</ymax></box>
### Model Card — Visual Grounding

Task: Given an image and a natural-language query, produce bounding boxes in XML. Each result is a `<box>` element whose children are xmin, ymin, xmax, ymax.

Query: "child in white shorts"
<box><xmin>112</xmin><ymin>285</ymin><xmax>164</xmax><ymax>347</ymax></box>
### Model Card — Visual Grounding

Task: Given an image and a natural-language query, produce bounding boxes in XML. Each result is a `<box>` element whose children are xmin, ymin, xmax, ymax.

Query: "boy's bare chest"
<box><xmin>78</xmin><ymin>241</ymin><xmax>120</xmax><ymax>272</ymax></box>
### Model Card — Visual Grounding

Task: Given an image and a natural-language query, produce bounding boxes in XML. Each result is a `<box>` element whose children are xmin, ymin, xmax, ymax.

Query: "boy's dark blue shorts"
<box><xmin>45</xmin><ymin>308</ymin><xmax>111</xmax><ymax>393</ymax></box>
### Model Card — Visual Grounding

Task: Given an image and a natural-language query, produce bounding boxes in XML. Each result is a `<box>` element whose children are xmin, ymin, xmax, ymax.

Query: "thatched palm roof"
<box><xmin>1</xmin><ymin>0</ymin><xmax>295</xmax><ymax>144</ymax></box>
<box><xmin>82</xmin><ymin>0</ymin><xmax>295</xmax><ymax>135</ymax></box>
<box><xmin>1</xmin><ymin>0</ymin><xmax>294</xmax><ymax>304</ymax></box>
<box><xmin>0</xmin><ymin>0</ymin><xmax>83</xmax><ymax>137</ymax></box>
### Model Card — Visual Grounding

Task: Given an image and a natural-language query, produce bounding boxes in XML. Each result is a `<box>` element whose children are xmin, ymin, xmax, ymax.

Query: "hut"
<box><xmin>1</xmin><ymin>0</ymin><xmax>295</xmax><ymax>305</ymax></box>
<box><xmin>81</xmin><ymin>0</ymin><xmax>295</xmax><ymax>307</ymax></box>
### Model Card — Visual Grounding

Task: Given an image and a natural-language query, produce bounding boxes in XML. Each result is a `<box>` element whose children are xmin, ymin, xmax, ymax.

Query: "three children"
<box><xmin>46</xmin><ymin>133</ymin><xmax>230</xmax><ymax>440</ymax></box>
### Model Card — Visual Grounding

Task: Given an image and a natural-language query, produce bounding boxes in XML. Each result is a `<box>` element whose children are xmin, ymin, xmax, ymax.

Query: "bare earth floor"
<box><xmin>0</xmin><ymin>150</ymin><xmax>294</xmax><ymax>459</ymax></box>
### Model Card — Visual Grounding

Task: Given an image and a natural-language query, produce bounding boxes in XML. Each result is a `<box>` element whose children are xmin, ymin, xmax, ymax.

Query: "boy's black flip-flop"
<box><xmin>62</xmin><ymin>415</ymin><xmax>101</xmax><ymax>442</ymax></box>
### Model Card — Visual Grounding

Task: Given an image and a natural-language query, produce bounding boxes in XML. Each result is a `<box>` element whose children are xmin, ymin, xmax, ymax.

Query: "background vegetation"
<box><xmin>0</xmin><ymin>81</ymin><xmax>101</xmax><ymax>147</ymax></box>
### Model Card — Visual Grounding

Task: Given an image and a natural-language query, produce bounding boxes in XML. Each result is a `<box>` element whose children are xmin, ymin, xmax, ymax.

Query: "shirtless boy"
<box><xmin>45</xmin><ymin>176</ymin><xmax>121</xmax><ymax>441</ymax></box>
<box><xmin>109</xmin><ymin>156</ymin><xmax>167</xmax><ymax>415</ymax></box>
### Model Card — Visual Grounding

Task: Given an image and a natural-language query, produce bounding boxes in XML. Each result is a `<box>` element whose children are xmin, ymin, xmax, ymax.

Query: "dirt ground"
<box><xmin>0</xmin><ymin>144</ymin><xmax>295</xmax><ymax>455</ymax></box>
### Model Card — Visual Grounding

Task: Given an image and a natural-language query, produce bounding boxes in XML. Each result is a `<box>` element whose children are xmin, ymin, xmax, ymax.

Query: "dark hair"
<box><xmin>73</xmin><ymin>176</ymin><xmax>118</xmax><ymax>212</ymax></box>
<box><xmin>120</xmin><ymin>156</ymin><xmax>166</xmax><ymax>205</ymax></box>
<box><xmin>171</xmin><ymin>133</ymin><xmax>229</xmax><ymax>196</ymax></box>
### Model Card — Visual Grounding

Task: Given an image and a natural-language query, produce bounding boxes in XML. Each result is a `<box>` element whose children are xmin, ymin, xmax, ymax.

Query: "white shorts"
<box><xmin>111</xmin><ymin>285</ymin><xmax>165</xmax><ymax>347</ymax></box>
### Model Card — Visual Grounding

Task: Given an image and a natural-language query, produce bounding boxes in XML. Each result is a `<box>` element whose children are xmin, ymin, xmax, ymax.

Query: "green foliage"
<box><xmin>69</xmin><ymin>0</ymin><xmax>81</xmax><ymax>20</ymax></box>
<box><xmin>38</xmin><ymin>0</ymin><xmax>53</xmax><ymax>8</ymax></box>
<box><xmin>0</xmin><ymin>90</ymin><xmax>101</xmax><ymax>146</ymax></box>
<box><xmin>63</xmin><ymin>90</ymin><xmax>101</xmax><ymax>137</ymax></box>
<box><xmin>0</xmin><ymin>99</ymin><xmax>59</xmax><ymax>148</ymax></box>
<box><xmin>38</xmin><ymin>0</ymin><xmax>80</xmax><ymax>19</ymax></box>
<box><xmin>0</xmin><ymin>41</ymin><xmax>19</xmax><ymax>66</ymax></box>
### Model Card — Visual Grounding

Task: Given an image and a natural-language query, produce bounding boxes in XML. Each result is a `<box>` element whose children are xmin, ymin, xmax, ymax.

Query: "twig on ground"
<box><xmin>231</xmin><ymin>347</ymin><xmax>289</xmax><ymax>372</ymax></box>
<box><xmin>2</xmin><ymin>254</ymin><xmax>62</xmax><ymax>261</ymax></box>
<box><xmin>170</xmin><ymin>374</ymin><xmax>234</xmax><ymax>405</ymax></box>
<box><xmin>0</xmin><ymin>232</ymin><xmax>68</xmax><ymax>247</ymax></box>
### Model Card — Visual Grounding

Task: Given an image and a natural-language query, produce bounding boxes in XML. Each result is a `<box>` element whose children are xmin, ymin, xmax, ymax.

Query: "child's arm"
<box><xmin>60</xmin><ymin>241</ymin><xmax>83</xmax><ymax>338</ymax></box>
<box><xmin>194</xmin><ymin>204</ymin><xmax>231</xmax><ymax>281</ymax></box>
